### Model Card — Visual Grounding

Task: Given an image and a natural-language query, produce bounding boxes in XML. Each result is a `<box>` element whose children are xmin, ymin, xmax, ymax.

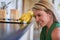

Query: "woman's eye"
<box><xmin>37</xmin><ymin>14</ymin><xmax>41</xmax><ymax>17</ymax></box>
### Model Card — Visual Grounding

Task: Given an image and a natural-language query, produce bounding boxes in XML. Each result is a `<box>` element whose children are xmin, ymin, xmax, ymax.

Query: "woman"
<box><xmin>32</xmin><ymin>0</ymin><xmax>60</xmax><ymax>40</ymax></box>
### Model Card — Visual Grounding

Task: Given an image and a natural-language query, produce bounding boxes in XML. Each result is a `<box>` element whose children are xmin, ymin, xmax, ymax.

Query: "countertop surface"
<box><xmin>0</xmin><ymin>21</ymin><xmax>33</xmax><ymax>40</ymax></box>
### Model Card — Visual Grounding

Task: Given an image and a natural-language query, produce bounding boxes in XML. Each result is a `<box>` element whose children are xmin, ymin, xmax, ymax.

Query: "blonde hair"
<box><xmin>32</xmin><ymin>0</ymin><xmax>58</xmax><ymax>22</ymax></box>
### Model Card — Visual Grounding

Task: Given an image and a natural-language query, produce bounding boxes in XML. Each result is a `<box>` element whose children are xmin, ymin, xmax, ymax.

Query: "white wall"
<box><xmin>54</xmin><ymin>0</ymin><xmax>60</xmax><ymax>22</ymax></box>
<box><xmin>17</xmin><ymin>0</ymin><xmax>23</xmax><ymax>17</ymax></box>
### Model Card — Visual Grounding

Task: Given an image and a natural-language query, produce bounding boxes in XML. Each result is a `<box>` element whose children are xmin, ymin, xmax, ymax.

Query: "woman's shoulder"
<box><xmin>51</xmin><ymin>22</ymin><xmax>60</xmax><ymax>40</ymax></box>
<box><xmin>51</xmin><ymin>27</ymin><xmax>60</xmax><ymax>40</ymax></box>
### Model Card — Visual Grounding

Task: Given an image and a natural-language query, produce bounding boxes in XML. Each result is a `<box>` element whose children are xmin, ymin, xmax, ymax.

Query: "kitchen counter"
<box><xmin>0</xmin><ymin>21</ymin><xmax>34</xmax><ymax>40</ymax></box>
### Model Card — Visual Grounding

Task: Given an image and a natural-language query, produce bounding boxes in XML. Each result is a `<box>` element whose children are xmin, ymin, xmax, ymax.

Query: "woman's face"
<box><xmin>33</xmin><ymin>10</ymin><xmax>51</xmax><ymax>27</ymax></box>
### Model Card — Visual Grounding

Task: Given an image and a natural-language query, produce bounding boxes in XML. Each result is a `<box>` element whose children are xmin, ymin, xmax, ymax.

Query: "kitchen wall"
<box><xmin>0</xmin><ymin>0</ymin><xmax>23</xmax><ymax>36</ymax></box>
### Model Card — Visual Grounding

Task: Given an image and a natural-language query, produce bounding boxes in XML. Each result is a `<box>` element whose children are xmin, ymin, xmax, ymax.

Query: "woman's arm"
<box><xmin>52</xmin><ymin>27</ymin><xmax>60</xmax><ymax>40</ymax></box>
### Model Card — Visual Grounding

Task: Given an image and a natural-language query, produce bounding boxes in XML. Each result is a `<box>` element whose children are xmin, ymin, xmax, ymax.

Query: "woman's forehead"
<box><xmin>33</xmin><ymin>10</ymin><xmax>41</xmax><ymax>13</ymax></box>
<box><xmin>33</xmin><ymin>10</ymin><xmax>47</xmax><ymax>15</ymax></box>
